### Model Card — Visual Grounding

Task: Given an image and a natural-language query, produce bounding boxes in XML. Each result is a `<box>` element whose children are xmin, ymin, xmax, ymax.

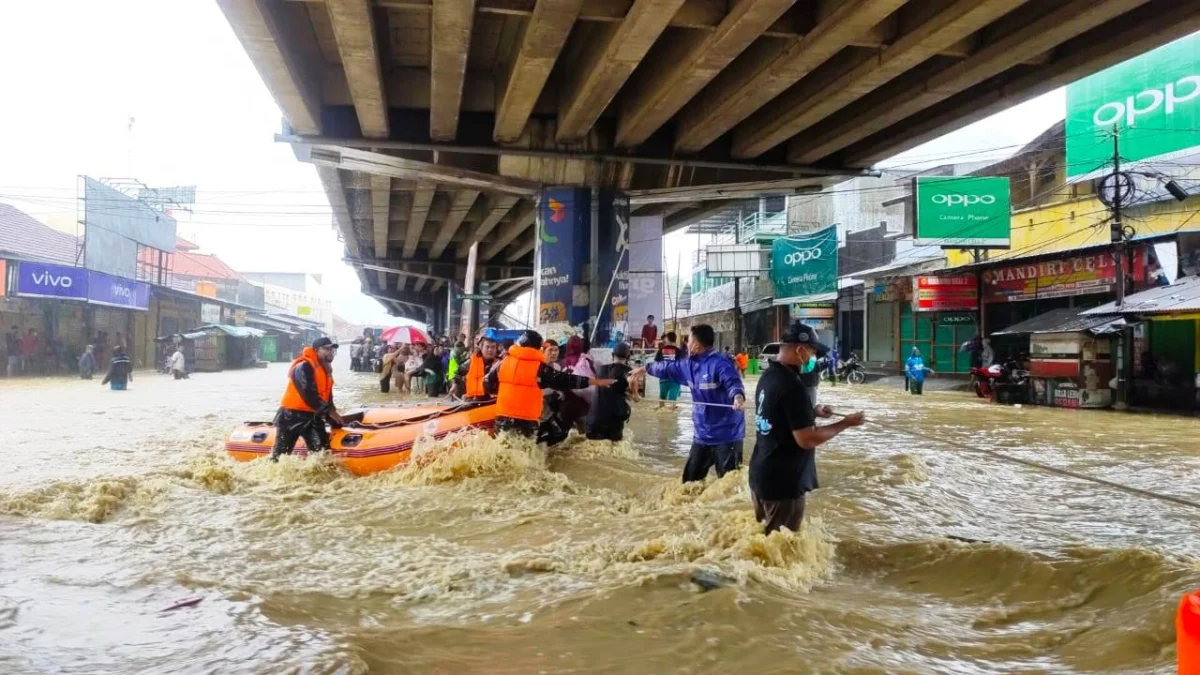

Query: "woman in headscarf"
<box><xmin>561</xmin><ymin>335</ymin><xmax>596</xmax><ymax>432</ymax></box>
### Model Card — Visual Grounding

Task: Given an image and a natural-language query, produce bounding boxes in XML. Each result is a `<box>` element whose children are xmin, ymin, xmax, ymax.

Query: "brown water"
<box><xmin>3</xmin><ymin>357</ymin><xmax>1199</xmax><ymax>674</ymax></box>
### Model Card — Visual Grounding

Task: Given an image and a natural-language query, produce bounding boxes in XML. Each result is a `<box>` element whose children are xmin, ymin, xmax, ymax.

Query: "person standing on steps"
<box><xmin>271</xmin><ymin>337</ymin><xmax>344</xmax><ymax>461</ymax></box>
<box><xmin>486</xmin><ymin>330</ymin><xmax>614</xmax><ymax>438</ymax></box>
<box><xmin>637</xmin><ymin>324</ymin><xmax>746</xmax><ymax>483</ymax></box>
<box><xmin>750</xmin><ymin>322</ymin><xmax>865</xmax><ymax>534</ymax></box>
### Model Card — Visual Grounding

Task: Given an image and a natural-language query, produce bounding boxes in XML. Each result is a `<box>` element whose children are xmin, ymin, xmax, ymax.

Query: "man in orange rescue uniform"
<box><xmin>271</xmin><ymin>337</ymin><xmax>345</xmax><ymax>461</ymax></box>
<box><xmin>485</xmin><ymin>330</ymin><xmax>615</xmax><ymax>437</ymax></box>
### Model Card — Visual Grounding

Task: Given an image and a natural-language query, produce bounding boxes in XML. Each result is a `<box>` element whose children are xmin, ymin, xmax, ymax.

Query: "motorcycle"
<box><xmin>836</xmin><ymin>353</ymin><xmax>867</xmax><ymax>385</ymax></box>
<box><xmin>970</xmin><ymin>360</ymin><xmax>1030</xmax><ymax>400</ymax></box>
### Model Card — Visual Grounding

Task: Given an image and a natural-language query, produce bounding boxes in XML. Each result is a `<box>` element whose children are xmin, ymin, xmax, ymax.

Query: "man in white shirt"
<box><xmin>169</xmin><ymin>347</ymin><xmax>188</xmax><ymax>380</ymax></box>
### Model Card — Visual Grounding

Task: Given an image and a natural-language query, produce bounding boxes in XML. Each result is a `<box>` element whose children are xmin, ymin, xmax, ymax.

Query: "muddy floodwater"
<box><xmin>3</xmin><ymin>356</ymin><xmax>1200</xmax><ymax>674</ymax></box>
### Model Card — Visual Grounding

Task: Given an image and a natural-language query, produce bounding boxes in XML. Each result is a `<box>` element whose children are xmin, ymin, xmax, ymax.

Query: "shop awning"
<box><xmin>991</xmin><ymin>307</ymin><xmax>1130</xmax><ymax>336</ymax></box>
<box><xmin>773</xmin><ymin>291</ymin><xmax>837</xmax><ymax>306</ymax></box>
<box><xmin>1082</xmin><ymin>276</ymin><xmax>1200</xmax><ymax>316</ymax></box>
<box><xmin>194</xmin><ymin>324</ymin><xmax>266</xmax><ymax>338</ymax></box>
<box><xmin>244</xmin><ymin>314</ymin><xmax>300</xmax><ymax>334</ymax></box>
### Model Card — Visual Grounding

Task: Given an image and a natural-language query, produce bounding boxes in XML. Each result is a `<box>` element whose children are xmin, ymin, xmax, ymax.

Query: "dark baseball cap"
<box><xmin>612</xmin><ymin>342</ymin><xmax>631</xmax><ymax>359</ymax></box>
<box><xmin>780</xmin><ymin>321</ymin><xmax>829</xmax><ymax>357</ymax></box>
<box><xmin>312</xmin><ymin>337</ymin><xmax>338</xmax><ymax>349</ymax></box>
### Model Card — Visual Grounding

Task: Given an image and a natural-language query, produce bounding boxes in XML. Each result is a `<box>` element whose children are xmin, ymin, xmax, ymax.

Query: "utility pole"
<box><xmin>733</xmin><ymin>209</ymin><xmax>743</xmax><ymax>354</ymax></box>
<box><xmin>1099</xmin><ymin>127</ymin><xmax>1132</xmax><ymax>409</ymax></box>
<box><xmin>1112</xmin><ymin>129</ymin><xmax>1126</xmax><ymax>308</ymax></box>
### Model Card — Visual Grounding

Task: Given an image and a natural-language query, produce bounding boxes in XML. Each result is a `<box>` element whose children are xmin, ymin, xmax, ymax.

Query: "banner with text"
<box><xmin>1066</xmin><ymin>32</ymin><xmax>1200</xmax><ymax>181</ymax></box>
<box><xmin>16</xmin><ymin>261</ymin><xmax>88</xmax><ymax>301</ymax></box>
<box><xmin>627</xmin><ymin>214</ymin><xmax>663</xmax><ymax>334</ymax></box>
<box><xmin>771</xmin><ymin>226</ymin><xmax>838</xmax><ymax>301</ymax></box>
<box><xmin>536</xmin><ymin>188</ymin><xmax>588</xmax><ymax>326</ymax></box>
<box><xmin>913</xmin><ymin>274</ymin><xmax>978</xmax><ymax>312</ymax></box>
<box><xmin>86</xmin><ymin>270</ymin><xmax>150</xmax><ymax>310</ymax></box>
<box><xmin>983</xmin><ymin>249</ymin><xmax>1146</xmax><ymax>303</ymax></box>
<box><xmin>914</xmin><ymin>176</ymin><xmax>1011</xmax><ymax>249</ymax></box>
<box><xmin>595</xmin><ymin>190</ymin><xmax>630</xmax><ymax>345</ymax></box>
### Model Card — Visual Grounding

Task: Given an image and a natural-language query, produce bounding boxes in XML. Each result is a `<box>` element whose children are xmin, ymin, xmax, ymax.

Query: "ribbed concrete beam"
<box><xmin>404</xmin><ymin>184</ymin><xmax>436</xmax><ymax>257</ymax></box>
<box><xmin>673</xmin><ymin>0</ymin><xmax>907</xmax><ymax>154</ymax></box>
<box><xmin>431</xmin><ymin>279</ymin><xmax>446</xmax><ymax>292</ymax></box>
<box><xmin>219</xmin><ymin>0</ymin><xmax>321</xmax><ymax>134</ymax></box>
<box><xmin>431</xmin><ymin>0</ymin><xmax>476</xmax><ymax>140</ymax></box>
<box><xmin>556</xmin><ymin>0</ymin><xmax>688</xmax><ymax>143</ymax></box>
<box><xmin>505</xmin><ymin>232</ymin><xmax>537</xmax><ymax>262</ymax></box>
<box><xmin>316</xmin><ymin>166</ymin><xmax>359</xmax><ymax>257</ymax></box>
<box><xmin>326</xmin><ymin>0</ymin><xmax>390</xmax><ymax>138</ymax></box>
<box><xmin>430</xmin><ymin>190</ymin><xmax>479</xmax><ymax>258</ymax></box>
<box><xmin>844</xmin><ymin>0</ymin><xmax>1200</xmax><ymax>165</ymax></box>
<box><xmin>615</xmin><ymin>0</ymin><xmax>795</xmax><ymax>148</ymax></box>
<box><xmin>458</xmin><ymin>195</ymin><xmax>519</xmax><ymax>259</ymax></box>
<box><xmin>788</xmin><ymin>0</ymin><xmax>1151</xmax><ymax>164</ymax></box>
<box><xmin>412</xmin><ymin>276</ymin><xmax>427</xmax><ymax>292</ymax></box>
<box><xmin>482</xmin><ymin>203</ymin><xmax>536</xmax><ymax>260</ymax></box>
<box><xmin>664</xmin><ymin>200</ymin><xmax>739</xmax><ymax>233</ymax></box>
<box><xmin>396</xmin><ymin>273</ymin><xmax>407</xmax><ymax>291</ymax></box>
<box><xmin>377</xmin><ymin>270</ymin><xmax>389</xmax><ymax>290</ymax></box>
<box><xmin>732</xmin><ymin>0</ymin><xmax>1023</xmax><ymax>158</ymax></box>
<box><xmin>371</xmin><ymin>175</ymin><xmax>391</xmax><ymax>257</ymax></box>
<box><xmin>494</xmin><ymin>0</ymin><xmax>583</xmax><ymax>143</ymax></box>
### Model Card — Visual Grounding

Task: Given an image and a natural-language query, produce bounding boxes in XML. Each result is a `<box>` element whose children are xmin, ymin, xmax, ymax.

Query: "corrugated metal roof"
<box><xmin>992</xmin><ymin>307</ymin><xmax>1129</xmax><ymax>336</ymax></box>
<box><xmin>194</xmin><ymin>324</ymin><xmax>266</xmax><ymax>338</ymax></box>
<box><xmin>0</xmin><ymin>203</ymin><xmax>81</xmax><ymax>265</ymax></box>
<box><xmin>1082</xmin><ymin>275</ymin><xmax>1200</xmax><ymax>315</ymax></box>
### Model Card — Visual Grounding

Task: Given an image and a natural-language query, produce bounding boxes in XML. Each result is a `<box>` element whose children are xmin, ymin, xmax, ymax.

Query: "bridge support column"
<box><xmin>535</xmin><ymin>187</ymin><xmax>628</xmax><ymax>345</ymax></box>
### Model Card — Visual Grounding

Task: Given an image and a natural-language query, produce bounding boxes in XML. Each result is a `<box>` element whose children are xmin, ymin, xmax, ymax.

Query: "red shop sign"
<box><xmin>913</xmin><ymin>274</ymin><xmax>978</xmax><ymax>312</ymax></box>
<box><xmin>982</xmin><ymin>249</ymin><xmax>1144</xmax><ymax>303</ymax></box>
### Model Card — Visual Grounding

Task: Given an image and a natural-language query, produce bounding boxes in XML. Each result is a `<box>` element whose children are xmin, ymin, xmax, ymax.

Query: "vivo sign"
<box><xmin>87</xmin><ymin>270</ymin><xmax>150</xmax><ymax>310</ymax></box>
<box><xmin>16</xmin><ymin>262</ymin><xmax>88</xmax><ymax>300</ymax></box>
<box><xmin>931</xmin><ymin>194</ymin><xmax>996</xmax><ymax>206</ymax></box>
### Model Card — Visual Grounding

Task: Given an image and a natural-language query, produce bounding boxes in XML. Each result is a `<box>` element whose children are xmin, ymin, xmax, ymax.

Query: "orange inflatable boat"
<box><xmin>224</xmin><ymin>401</ymin><xmax>497</xmax><ymax>475</ymax></box>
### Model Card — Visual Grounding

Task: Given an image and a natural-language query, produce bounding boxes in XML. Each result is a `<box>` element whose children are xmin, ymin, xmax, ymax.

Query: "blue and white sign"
<box><xmin>16</xmin><ymin>262</ymin><xmax>88</xmax><ymax>300</ymax></box>
<box><xmin>87</xmin><ymin>270</ymin><xmax>150</xmax><ymax>310</ymax></box>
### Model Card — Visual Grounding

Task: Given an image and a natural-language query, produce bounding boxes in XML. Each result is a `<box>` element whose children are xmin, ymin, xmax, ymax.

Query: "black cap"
<box><xmin>312</xmin><ymin>337</ymin><xmax>338</xmax><ymax>349</ymax></box>
<box><xmin>780</xmin><ymin>321</ymin><xmax>829</xmax><ymax>357</ymax></box>
<box><xmin>517</xmin><ymin>330</ymin><xmax>544</xmax><ymax>349</ymax></box>
<box><xmin>612</xmin><ymin>342</ymin><xmax>631</xmax><ymax>359</ymax></box>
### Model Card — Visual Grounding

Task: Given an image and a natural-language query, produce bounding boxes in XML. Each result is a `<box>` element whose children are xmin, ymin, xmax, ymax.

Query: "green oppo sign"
<box><xmin>1066</xmin><ymin>32</ymin><xmax>1200</xmax><ymax>179</ymax></box>
<box><xmin>914</xmin><ymin>176</ymin><xmax>1011</xmax><ymax>249</ymax></box>
<box><xmin>770</xmin><ymin>225</ymin><xmax>837</xmax><ymax>300</ymax></box>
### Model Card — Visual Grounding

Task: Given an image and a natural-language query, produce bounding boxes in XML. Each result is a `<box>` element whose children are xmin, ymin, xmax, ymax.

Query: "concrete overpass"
<box><xmin>216</xmin><ymin>0</ymin><xmax>1200</xmax><ymax>323</ymax></box>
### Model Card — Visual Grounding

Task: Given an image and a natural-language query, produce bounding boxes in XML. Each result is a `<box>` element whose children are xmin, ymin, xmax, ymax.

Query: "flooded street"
<box><xmin>3</xmin><ymin>358</ymin><xmax>1200</xmax><ymax>674</ymax></box>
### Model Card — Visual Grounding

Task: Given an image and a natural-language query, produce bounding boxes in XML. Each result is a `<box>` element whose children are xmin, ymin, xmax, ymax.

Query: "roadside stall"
<box><xmin>990</xmin><ymin>307</ymin><xmax>1128</xmax><ymax>409</ymax></box>
<box><xmin>189</xmin><ymin>324</ymin><xmax>266</xmax><ymax>371</ymax></box>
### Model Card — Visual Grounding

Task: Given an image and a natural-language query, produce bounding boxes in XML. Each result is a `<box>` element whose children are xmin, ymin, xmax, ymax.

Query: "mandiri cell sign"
<box><xmin>913</xmin><ymin>274</ymin><xmax>978</xmax><ymax>312</ymax></box>
<box><xmin>1066</xmin><ymin>32</ymin><xmax>1200</xmax><ymax>180</ymax></box>
<box><xmin>914</xmin><ymin>176</ymin><xmax>1011</xmax><ymax>249</ymax></box>
<box><xmin>982</xmin><ymin>249</ymin><xmax>1145</xmax><ymax>303</ymax></box>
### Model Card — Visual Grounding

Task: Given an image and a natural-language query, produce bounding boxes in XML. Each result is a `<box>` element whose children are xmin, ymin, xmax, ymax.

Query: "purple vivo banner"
<box><xmin>16</xmin><ymin>261</ymin><xmax>88</xmax><ymax>300</ymax></box>
<box><xmin>87</xmin><ymin>270</ymin><xmax>150</xmax><ymax>310</ymax></box>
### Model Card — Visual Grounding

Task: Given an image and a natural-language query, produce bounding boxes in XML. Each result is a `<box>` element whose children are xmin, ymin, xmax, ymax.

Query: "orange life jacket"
<box><xmin>495</xmin><ymin>345</ymin><xmax>544</xmax><ymax>421</ymax></box>
<box><xmin>465</xmin><ymin>353</ymin><xmax>487</xmax><ymax>398</ymax></box>
<box><xmin>280</xmin><ymin>347</ymin><xmax>333</xmax><ymax>412</ymax></box>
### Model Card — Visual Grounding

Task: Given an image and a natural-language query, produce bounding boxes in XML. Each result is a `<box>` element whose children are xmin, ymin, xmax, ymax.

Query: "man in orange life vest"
<box><xmin>271</xmin><ymin>337</ymin><xmax>345</xmax><ymax>461</ymax></box>
<box><xmin>485</xmin><ymin>330</ymin><xmax>615</xmax><ymax>437</ymax></box>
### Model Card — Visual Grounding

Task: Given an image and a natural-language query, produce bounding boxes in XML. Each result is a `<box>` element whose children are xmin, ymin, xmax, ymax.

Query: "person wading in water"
<box><xmin>486</xmin><ymin>330</ymin><xmax>614</xmax><ymax>438</ymax></box>
<box><xmin>457</xmin><ymin>335</ymin><xmax>500</xmax><ymax>400</ymax></box>
<box><xmin>749</xmin><ymin>322</ymin><xmax>864</xmax><ymax>533</ymax></box>
<box><xmin>271</xmin><ymin>337</ymin><xmax>344</xmax><ymax>461</ymax></box>
<box><xmin>637</xmin><ymin>324</ymin><xmax>746</xmax><ymax>482</ymax></box>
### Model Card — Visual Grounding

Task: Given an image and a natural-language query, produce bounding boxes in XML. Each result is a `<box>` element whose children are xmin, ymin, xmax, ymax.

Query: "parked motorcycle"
<box><xmin>971</xmin><ymin>360</ymin><xmax>1030</xmax><ymax>400</ymax></box>
<box><xmin>836</xmin><ymin>354</ymin><xmax>867</xmax><ymax>385</ymax></box>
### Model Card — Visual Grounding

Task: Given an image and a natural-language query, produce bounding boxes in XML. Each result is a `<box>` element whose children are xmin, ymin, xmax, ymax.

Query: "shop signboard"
<box><xmin>913</xmin><ymin>274</ymin><xmax>978</xmax><ymax>312</ymax></box>
<box><xmin>914</xmin><ymin>176</ymin><xmax>1011</xmax><ymax>249</ymax></box>
<box><xmin>87</xmin><ymin>270</ymin><xmax>150</xmax><ymax>310</ymax></box>
<box><xmin>16</xmin><ymin>261</ymin><xmax>88</xmax><ymax>301</ymax></box>
<box><xmin>1066</xmin><ymin>32</ymin><xmax>1200</xmax><ymax>180</ymax></box>
<box><xmin>982</xmin><ymin>249</ymin><xmax>1145</xmax><ymax>303</ymax></box>
<box><xmin>201</xmin><ymin>303</ymin><xmax>221</xmax><ymax>324</ymax></box>
<box><xmin>537</xmin><ymin>187</ymin><xmax>588</xmax><ymax>325</ymax></box>
<box><xmin>872</xmin><ymin>277</ymin><xmax>912</xmax><ymax>303</ymax></box>
<box><xmin>938</xmin><ymin>312</ymin><xmax>976</xmax><ymax>326</ymax></box>
<box><xmin>771</xmin><ymin>225</ymin><xmax>838</xmax><ymax>300</ymax></box>
<box><xmin>791</xmin><ymin>303</ymin><xmax>835</xmax><ymax>320</ymax></box>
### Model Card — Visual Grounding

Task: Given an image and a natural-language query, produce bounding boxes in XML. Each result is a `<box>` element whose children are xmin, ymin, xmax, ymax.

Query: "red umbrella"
<box><xmin>379</xmin><ymin>325</ymin><xmax>430</xmax><ymax>344</ymax></box>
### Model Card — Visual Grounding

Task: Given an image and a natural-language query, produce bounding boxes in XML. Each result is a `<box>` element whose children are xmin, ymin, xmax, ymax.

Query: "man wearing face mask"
<box><xmin>749</xmin><ymin>322</ymin><xmax>865</xmax><ymax>533</ymax></box>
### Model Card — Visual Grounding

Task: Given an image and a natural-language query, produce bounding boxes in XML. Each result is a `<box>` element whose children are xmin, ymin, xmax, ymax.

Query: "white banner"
<box><xmin>201</xmin><ymin>303</ymin><xmax>221</xmax><ymax>325</ymax></box>
<box><xmin>627</xmin><ymin>216</ymin><xmax>664</xmax><ymax>337</ymax></box>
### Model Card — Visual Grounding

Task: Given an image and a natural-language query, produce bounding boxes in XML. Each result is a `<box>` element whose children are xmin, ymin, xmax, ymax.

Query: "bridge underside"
<box><xmin>218</xmin><ymin>0</ymin><xmax>1200</xmax><ymax>320</ymax></box>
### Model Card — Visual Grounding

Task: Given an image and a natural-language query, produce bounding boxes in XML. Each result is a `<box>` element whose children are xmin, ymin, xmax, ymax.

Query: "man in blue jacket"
<box><xmin>641</xmin><ymin>324</ymin><xmax>746</xmax><ymax>482</ymax></box>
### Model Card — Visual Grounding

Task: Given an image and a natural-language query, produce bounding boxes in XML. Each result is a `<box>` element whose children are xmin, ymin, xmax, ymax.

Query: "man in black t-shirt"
<box><xmin>749</xmin><ymin>322</ymin><xmax>865</xmax><ymax>534</ymax></box>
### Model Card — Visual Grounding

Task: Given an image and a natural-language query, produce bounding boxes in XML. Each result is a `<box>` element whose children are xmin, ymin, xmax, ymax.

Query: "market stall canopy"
<box><xmin>1082</xmin><ymin>276</ymin><xmax>1200</xmax><ymax>316</ymax></box>
<box><xmin>991</xmin><ymin>307</ymin><xmax>1130</xmax><ymax>337</ymax></box>
<box><xmin>193</xmin><ymin>324</ymin><xmax>266</xmax><ymax>338</ymax></box>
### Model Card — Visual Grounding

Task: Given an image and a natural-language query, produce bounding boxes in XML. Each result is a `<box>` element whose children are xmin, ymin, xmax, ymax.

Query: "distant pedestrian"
<box><xmin>6</xmin><ymin>326</ymin><xmax>20</xmax><ymax>377</ymax></box>
<box><xmin>640</xmin><ymin>315</ymin><xmax>658</xmax><ymax>349</ymax></box>
<box><xmin>905</xmin><ymin>347</ymin><xmax>933</xmax><ymax>395</ymax></box>
<box><xmin>654</xmin><ymin>332</ymin><xmax>682</xmax><ymax>410</ymax></box>
<box><xmin>101</xmin><ymin>346</ymin><xmax>133</xmax><ymax>390</ymax></box>
<box><xmin>78</xmin><ymin>345</ymin><xmax>96</xmax><ymax>380</ymax></box>
<box><xmin>379</xmin><ymin>343</ymin><xmax>398</xmax><ymax>393</ymax></box>
<box><xmin>21</xmin><ymin>329</ymin><xmax>39</xmax><ymax>375</ymax></box>
<box><xmin>735</xmin><ymin>351</ymin><xmax>749</xmax><ymax>376</ymax></box>
<box><xmin>169</xmin><ymin>346</ymin><xmax>188</xmax><ymax>380</ymax></box>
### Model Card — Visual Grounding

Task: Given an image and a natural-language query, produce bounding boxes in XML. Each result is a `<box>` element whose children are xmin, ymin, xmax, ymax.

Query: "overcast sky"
<box><xmin>0</xmin><ymin>1</ymin><xmax>1065</xmax><ymax>325</ymax></box>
